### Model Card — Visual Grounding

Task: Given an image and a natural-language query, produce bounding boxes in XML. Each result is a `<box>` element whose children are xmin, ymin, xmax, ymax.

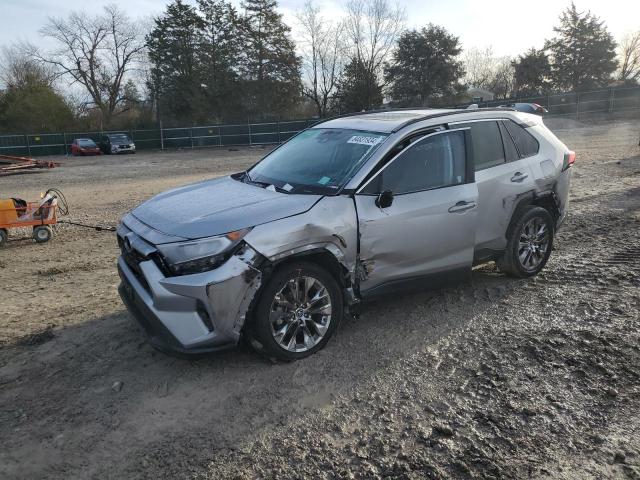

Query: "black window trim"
<box><xmin>497</xmin><ymin>120</ymin><xmax>520</xmax><ymax>163</ymax></box>
<box><xmin>355</xmin><ymin>127</ymin><xmax>473</xmax><ymax>197</ymax></box>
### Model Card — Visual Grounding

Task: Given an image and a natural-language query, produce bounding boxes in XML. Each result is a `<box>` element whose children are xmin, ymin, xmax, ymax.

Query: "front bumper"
<box><xmin>112</xmin><ymin>146</ymin><xmax>136</xmax><ymax>154</ymax></box>
<box><xmin>117</xmin><ymin>241</ymin><xmax>262</xmax><ymax>355</ymax></box>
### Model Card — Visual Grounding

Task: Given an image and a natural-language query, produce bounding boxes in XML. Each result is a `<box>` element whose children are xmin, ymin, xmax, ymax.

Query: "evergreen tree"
<box><xmin>512</xmin><ymin>48</ymin><xmax>552</xmax><ymax>96</ymax></box>
<box><xmin>546</xmin><ymin>2</ymin><xmax>617</xmax><ymax>91</ymax></box>
<box><xmin>0</xmin><ymin>81</ymin><xmax>74</xmax><ymax>133</ymax></box>
<box><xmin>384</xmin><ymin>25</ymin><xmax>464</xmax><ymax>106</ymax></box>
<box><xmin>147</xmin><ymin>0</ymin><xmax>206</xmax><ymax>125</ymax></box>
<box><xmin>335</xmin><ymin>57</ymin><xmax>383</xmax><ymax>113</ymax></box>
<box><xmin>240</xmin><ymin>0</ymin><xmax>302</xmax><ymax>119</ymax></box>
<box><xmin>197</xmin><ymin>0</ymin><xmax>245</xmax><ymax>121</ymax></box>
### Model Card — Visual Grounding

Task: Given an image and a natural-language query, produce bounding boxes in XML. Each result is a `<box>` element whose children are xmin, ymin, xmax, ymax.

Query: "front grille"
<box><xmin>118</xmin><ymin>236</ymin><xmax>151</xmax><ymax>293</ymax></box>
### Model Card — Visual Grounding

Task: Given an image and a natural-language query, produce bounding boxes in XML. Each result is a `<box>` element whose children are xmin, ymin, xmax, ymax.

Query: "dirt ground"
<box><xmin>0</xmin><ymin>118</ymin><xmax>638</xmax><ymax>479</ymax></box>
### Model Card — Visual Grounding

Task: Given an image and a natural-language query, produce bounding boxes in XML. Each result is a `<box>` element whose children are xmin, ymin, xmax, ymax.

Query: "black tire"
<box><xmin>0</xmin><ymin>229</ymin><xmax>7</xmax><ymax>247</ymax></box>
<box><xmin>33</xmin><ymin>226</ymin><xmax>53</xmax><ymax>244</ymax></box>
<box><xmin>498</xmin><ymin>206</ymin><xmax>554</xmax><ymax>278</ymax></box>
<box><xmin>247</xmin><ymin>261</ymin><xmax>343</xmax><ymax>362</ymax></box>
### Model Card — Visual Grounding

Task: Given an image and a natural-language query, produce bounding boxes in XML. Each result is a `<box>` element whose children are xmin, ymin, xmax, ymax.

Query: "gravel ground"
<box><xmin>0</xmin><ymin>118</ymin><xmax>638</xmax><ymax>479</ymax></box>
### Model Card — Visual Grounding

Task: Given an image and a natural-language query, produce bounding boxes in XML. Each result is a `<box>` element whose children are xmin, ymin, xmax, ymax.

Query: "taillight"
<box><xmin>562</xmin><ymin>151</ymin><xmax>576</xmax><ymax>171</ymax></box>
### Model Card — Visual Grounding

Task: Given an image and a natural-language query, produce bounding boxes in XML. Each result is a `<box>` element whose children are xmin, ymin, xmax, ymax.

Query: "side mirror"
<box><xmin>375</xmin><ymin>190</ymin><xmax>394</xmax><ymax>209</ymax></box>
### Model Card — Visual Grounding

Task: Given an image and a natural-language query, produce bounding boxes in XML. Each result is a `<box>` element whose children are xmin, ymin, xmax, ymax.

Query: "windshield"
<box><xmin>247</xmin><ymin>128</ymin><xmax>388</xmax><ymax>194</ymax></box>
<box><xmin>78</xmin><ymin>139</ymin><xmax>96</xmax><ymax>147</ymax></box>
<box><xmin>110</xmin><ymin>134</ymin><xmax>131</xmax><ymax>143</ymax></box>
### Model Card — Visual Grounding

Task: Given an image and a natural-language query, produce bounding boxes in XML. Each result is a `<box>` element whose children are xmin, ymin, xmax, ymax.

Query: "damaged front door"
<box><xmin>354</xmin><ymin>129</ymin><xmax>478</xmax><ymax>296</ymax></box>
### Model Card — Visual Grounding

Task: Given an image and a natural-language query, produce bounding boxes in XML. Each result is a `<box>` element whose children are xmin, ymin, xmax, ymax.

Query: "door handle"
<box><xmin>448</xmin><ymin>200</ymin><xmax>476</xmax><ymax>213</ymax></box>
<box><xmin>511</xmin><ymin>172</ymin><xmax>529</xmax><ymax>182</ymax></box>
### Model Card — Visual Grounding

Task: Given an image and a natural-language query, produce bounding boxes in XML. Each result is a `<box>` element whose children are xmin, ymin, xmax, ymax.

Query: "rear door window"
<box><xmin>456</xmin><ymin>121</ymin><xmax>505</xmax><ymax>171</ymax></box>
<box><xmin>503</xmin><ymin>119</ymin><xmax>539</xmax><ymax>158</ymax></box>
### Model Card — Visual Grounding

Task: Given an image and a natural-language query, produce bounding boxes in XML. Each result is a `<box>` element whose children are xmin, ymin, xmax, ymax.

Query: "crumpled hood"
<box><xmin>130</xmin><ymin>175</ymin><xmax>322</xmax><ymax>241</ymax></box>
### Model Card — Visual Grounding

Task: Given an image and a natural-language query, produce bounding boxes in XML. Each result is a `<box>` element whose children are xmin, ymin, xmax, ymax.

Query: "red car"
<box><xmin>71</xmin><ymin>138</ymin><xmax>102</xmax><ymax>156</ymax></box>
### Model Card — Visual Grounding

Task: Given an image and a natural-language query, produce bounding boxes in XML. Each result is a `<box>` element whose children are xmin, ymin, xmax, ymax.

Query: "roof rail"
<box><xmin>311</xmin><ymin>106</ymin><xmax>517</xmax><ymax>131</ymax></box>
<box><xmin>313</xmin><ymin>106</ymin><xmax>444</xmax><ymax>127</ymax></box>
<box><xmin>391</xmin><ymin>107</ymin><xmax>517</xmax><ymax>132</ymax></box>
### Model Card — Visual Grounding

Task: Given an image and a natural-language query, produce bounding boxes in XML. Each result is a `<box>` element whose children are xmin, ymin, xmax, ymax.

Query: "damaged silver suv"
<box><xmin>117</xmin><ymin>108</ymin><xmax>574</xmax><ymax>360</ymax></box>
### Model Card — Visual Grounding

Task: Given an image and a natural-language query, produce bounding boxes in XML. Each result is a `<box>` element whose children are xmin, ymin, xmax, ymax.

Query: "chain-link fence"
<box><xmin>1</xmin><ymin>86</ymin><xmax>638</xmax><ymax>157</ymax></box>
<box><xmin>457</xmin><ymin>85</ymin><xmax>640</xmax><ymax>117</ymax></box>
<box><xmin>0</xmin><ymin>119</ymin><xmax>320</xmax><ymax>157</ymax></box>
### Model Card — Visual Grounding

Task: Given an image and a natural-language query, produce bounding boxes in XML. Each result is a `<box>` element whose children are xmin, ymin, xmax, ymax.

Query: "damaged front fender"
<box><xmin>243</xmin><ymin>195</ymin><xmax>359</xmax><ymax>290</ymax></box>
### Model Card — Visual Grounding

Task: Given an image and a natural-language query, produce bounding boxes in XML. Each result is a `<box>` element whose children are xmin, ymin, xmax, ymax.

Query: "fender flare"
<box><xmin>505</xmin><ymin>189</ymin><xmax>560</xmax><ymax>240</ymax></box>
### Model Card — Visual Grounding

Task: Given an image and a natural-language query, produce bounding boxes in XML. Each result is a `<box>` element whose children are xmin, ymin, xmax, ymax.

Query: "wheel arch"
<box><xmin>505</xmin><ymin>190</ymin><xmax>559</xmax><ymax>241</ymax></box>
<box><xmin>244</xmin><ymin>245</ymin><xmax>355</xmax><ymax>333</ymax></box>
<box><xmin>268</xmin><ymin>246</ymin><xmax>352</xmax><ymax>290</ymax></box>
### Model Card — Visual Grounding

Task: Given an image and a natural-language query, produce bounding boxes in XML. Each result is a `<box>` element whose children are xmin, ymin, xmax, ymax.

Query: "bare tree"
<box><xmin>344</xmin><ymin>0</ymin><xmax>405</xmax><ymax>84</ymax></box>
<box><xmin>463</xmin><ymin>47</ymin><xmax>515</xmax><ymax>98</ymax></box>
<box><xmin>296</xmin><ymin>1</ymin><xmax>344</xmax><ymax>117</ymax></box>
<box><xmin>618</xmin><ymin>31</ymin><xmax>640</xmax><ymax>82</ymax></box>
<box><xmin>36</xmin><ymin>5</ymin><xmax>145</xmax><ymax>125</ymax></box>
<box><xmin>0</xmin><ymin>43</ymin><xmax>55</xmax><ymax>89</ymax></box>
<box><xmin>488</xmin><ymin>57</ymin><xmax>515</xmax><ymax>99</ymax></box>
<box><xmin>462</xmin><ymin>47</ymin><xmax>496</xmax><ymax>89</ymax></box>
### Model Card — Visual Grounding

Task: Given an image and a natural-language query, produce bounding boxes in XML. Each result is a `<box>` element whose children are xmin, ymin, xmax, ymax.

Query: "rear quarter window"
<box><xmin>504</xmin><ymin>119</ymin><xmax>539</xmax><ymax>158</ymax></box>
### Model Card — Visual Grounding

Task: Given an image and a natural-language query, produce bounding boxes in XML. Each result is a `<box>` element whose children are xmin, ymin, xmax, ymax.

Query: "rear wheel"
<box><xmin>498</xmin><ymin>206</ymin><xmax>554</xmax><ymax>278</ymax></box>
<box><xmin>33</xmin><ymin>226</ymin><xmax>53</xmax><ymax>244</ymax></box>
<box><xmin>0</xmin><ymin>229</ymin><xmax>7</xmax><ymax>247</ymax></box>
<box><xmin>247</xmin><ymin>262</ymin><xmax>343</xmax><ymax>361</ymax></box>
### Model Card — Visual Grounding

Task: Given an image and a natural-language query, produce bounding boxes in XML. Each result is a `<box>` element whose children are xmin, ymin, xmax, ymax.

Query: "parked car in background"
<box><xmin>100</xmin><ymin>134</ymin><xmax>136</xmax><ymax>154</ymax></box>
<box><xmin>117</xmin><ymin>108</ymin><xmax>574</xmax><ymax>361</ymax></box>
<box><xmin>502</xmin><ymin>103</ymin><xmax>549</xmax><ymax>115</ymax></box>
<box><xmin>71</xmin><ymin>138</ymin><xmax>101</xmax><ymax>156</ymax></box>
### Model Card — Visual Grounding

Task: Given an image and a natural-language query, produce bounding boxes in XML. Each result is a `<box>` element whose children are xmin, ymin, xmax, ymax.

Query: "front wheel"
<box><xmin>0</xmin><ymin>229</ymin><xmax>8</xmax><ymax>247</ymax></box>
<box><xmin>247</xmin><ymin>262</ymin><xmax>343</xmax><ymax>361</ymax></box>
<box><xmin>33</xmin><ymin>226</ymin><xmax>53</xmax><ymax>244</ymax></box>
<box><xmin>498</xmin><ymin>206</ymin><xmax>554</xmax><ymax>278</ymax></box>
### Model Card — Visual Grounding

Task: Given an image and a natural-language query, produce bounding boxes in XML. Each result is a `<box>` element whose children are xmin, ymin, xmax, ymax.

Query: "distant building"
<box><xmin>467</xmin><ymin>88</ymin><xmax>494</xmax><ymax>102</ymax></box>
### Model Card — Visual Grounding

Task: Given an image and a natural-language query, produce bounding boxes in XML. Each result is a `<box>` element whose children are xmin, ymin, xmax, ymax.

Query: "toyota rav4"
<box><xmin>117</xmin><ymin>108</ymin><xmax>574</xmax><ymax>361</ymax></box>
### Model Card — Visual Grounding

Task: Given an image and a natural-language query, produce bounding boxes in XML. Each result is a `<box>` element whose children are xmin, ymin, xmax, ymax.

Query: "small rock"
<box><xmin>432</xmin><ymin>424</ymin><xmax>455</xmax><ymax>437</ymax></box>
<box><xmin>606</xmin><ymin>388</ymin><xmax>619</xmax><ymax>398</ymax></box>
<box><xmin>112</xmin><ymin>381</ymin><xmax>123</xmax><ymax>392</ymax></box>
<box><xmin>613</xmin><ymin>451</ymin><xmax>626</xmax><ymax>464</ymax></box>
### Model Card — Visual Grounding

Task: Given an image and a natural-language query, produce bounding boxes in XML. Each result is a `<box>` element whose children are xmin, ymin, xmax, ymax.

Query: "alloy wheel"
<box><xmin>518</xmin><ymin>217</ymin><xmax>550</xmax><ymax>271</ymax></box>
<box><xmin>269</xmin><ymin>275</ymin><xmax>332</xmax><ymax>352</ymax></box>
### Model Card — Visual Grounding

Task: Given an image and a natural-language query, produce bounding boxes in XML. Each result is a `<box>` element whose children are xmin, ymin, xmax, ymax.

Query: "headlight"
<box><xmin>157</xmin><ymin>228</ymin><xmax>251</xmax><ymax>276</ymax></box>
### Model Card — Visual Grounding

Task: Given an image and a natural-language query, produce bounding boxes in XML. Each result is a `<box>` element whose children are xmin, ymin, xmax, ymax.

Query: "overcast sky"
<box><xmin>2</xmin><ymin>0</ymin><xmax>639</xmax><ymax>57</ymax></box>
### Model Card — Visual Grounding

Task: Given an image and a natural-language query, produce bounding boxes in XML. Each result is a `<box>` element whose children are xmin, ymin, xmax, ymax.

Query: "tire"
<box><xmin>247</xmin><ymin>261</ymin><xmax>343</xmax><ymax>362</ymax></box>
<box><xmin>33</xmin><ymin>226</ymin><xmax>53</xmax><ymax>244</ymax></box>
<box><xmin>0</xmin><ymin>229</ymin><xmax>7</xmax><ymax>247</ymax></box>
<box><xmin>498</xmin><ymin>206</ymin><xmax>554</xmax><ymax>278</ymax></box>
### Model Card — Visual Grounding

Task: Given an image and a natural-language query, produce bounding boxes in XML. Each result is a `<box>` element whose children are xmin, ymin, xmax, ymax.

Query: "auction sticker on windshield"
<box><xmin>347</xmin><ymin>135</ymin><xmax>382</xmax><ymax>146</ymax></box>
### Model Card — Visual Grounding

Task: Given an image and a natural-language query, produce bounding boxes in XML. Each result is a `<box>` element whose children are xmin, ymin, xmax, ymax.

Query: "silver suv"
<box><xmin>117</xmin><ymin>108</ymin><xmax>574</xmax><ymax>360</ymax></box>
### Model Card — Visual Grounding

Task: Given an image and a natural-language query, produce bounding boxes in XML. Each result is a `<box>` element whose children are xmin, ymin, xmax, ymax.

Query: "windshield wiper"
<box><xmin>243</xmin><ymin>174</ymin><xmax>290</xmax><ymax>194</ymax></box>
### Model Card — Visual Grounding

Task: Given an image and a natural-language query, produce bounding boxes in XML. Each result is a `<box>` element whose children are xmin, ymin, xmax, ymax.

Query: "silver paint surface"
<box><xmin>130</xmin><ymin>175</ymin><xmax>321</xmax><ymax>240</ymax></box>
<box><xmin>355</xmin><ymin>183</ymin><xmax>479</xmax><ymax>293</ymax></box>
<box><xmin>244</xmin><ymin>196</ymin><xmax>359</xmax><ymax>274</ymax></box>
